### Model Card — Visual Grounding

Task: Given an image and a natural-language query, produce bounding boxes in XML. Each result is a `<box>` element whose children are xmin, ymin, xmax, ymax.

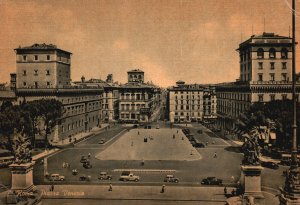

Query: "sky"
<box><xmin>0</xmin><ymin>0</ymin><xmax>300</xmax><ymax>87</ymax></box>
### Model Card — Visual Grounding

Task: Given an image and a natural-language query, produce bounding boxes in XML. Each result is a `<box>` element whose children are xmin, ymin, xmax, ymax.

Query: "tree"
<box><xmin>38</xmin><ymin>99</ymin><xmax>63</xmax><ymax>148</ymax></box>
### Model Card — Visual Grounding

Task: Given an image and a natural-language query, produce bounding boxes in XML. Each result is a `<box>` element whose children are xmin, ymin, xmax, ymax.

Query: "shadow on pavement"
<box><xmin>224</xmin><ymin>146</ymin><xmax>242</xmax><ymax>153</ymax></box>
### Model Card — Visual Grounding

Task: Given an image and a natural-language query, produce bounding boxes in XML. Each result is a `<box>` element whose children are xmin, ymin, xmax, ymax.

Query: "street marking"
<box><xmin>113</xmin><ymin>169</ymin><xmax>177</xmax><ymax>173</ymax></box>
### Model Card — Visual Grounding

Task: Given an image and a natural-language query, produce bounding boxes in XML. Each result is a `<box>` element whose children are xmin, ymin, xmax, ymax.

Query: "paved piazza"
<box><xmin>96</xmin><ymin>128</ymin><xmax>201</xmax><ymax>161</ymax></box>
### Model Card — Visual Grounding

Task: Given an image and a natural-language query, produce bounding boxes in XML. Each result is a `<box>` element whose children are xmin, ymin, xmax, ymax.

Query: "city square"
<box><xmin>0</xmin><ymin>0</ymin><xmax>299</xmax><ymax>205</ymax></box>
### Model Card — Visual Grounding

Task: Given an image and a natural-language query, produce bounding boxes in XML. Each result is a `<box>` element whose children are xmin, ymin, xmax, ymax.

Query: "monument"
<box><xmin>240</xmin><ymin>134</ymin><xmax>265</xmax><ymax>204</ymax></box>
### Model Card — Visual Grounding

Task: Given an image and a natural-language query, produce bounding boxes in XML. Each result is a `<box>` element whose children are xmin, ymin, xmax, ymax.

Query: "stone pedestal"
<box><xmin>9</xmin><ymin>162</ymin><xmax>35</xmax><ymax>192</ymax></box>
<box><xmin>240</xmin><ymin>165</ymin><xmax>265</xmax><ymax>204</ymax></box>
<box><xmin>279</xmin><ymin>188</ymin><xmax>300</xmax><ymax>205</ymax></box>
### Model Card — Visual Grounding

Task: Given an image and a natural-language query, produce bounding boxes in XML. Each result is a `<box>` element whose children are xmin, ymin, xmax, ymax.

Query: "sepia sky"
<box><xmin>0</xmin><ymin>0</ymin><xmax>300</xmax><ymax>87</ymax></box>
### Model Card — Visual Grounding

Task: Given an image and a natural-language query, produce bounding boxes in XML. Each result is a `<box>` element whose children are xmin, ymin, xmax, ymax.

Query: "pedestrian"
<box><xmin>131</xmin><ymin>141</ymin><xmax>133</xmax><ymax>146</ymax></box>
<box><xmin>108</xmin><ymin>183</ymin><xmax>112</xmax><ymax>191</ymax></box>
<box><xmin>62</xmin><ymin>162</ymin><xmax>66</xmax><ymax>168</ymax></box>
<box><xmin>177</xmin><ymin>130</ymin><xmax>179</xmax><ymax>134</ymax></box>
<box><xmin>231</xmin><ymin>189</ymin><xmax>236</xmax><ymax>196</ymax></box>
<box><xmin>138</xmin><ymin>131</ymin><xmax>140</xmax><ymax>135</ymax></box>
<box><xmin>51</xmin><ymin>184</ymin><xmax>54</xmax><ymax>192</ymax></box>
<box><xmin>206</xmin><ymin>141</ymin><xmax>209</xmax><ymax>146</ymax></box>
<box><xmin>88</xmin><ymin>153</ymin><xmax>91</xmax><ymax>158</ymax></box>
<box><xmin>49</xmin><ymin>185</ymin><xmax>52</xmax><ymax>192</ymax></box>
<box><xmin>173</xmin><ymin>134</ymin><xmax>175</xmax><ymax>139</ymax></box>
<box><xmin>213</xmin><ymin>152</ymin><xmax>217</xmax><ymax>158</ymax></box>
<box><xmin>224</xmin><ymin>186</ymin><xmax>227</xmax><ymax>195</ymax></box>
<box><xmin>161</xmin><ymin>184</ymin><xmax>165</xmax><ymax>193</ymax></box>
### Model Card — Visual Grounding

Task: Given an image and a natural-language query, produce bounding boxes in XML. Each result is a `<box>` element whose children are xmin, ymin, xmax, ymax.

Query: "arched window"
<box><xmin>281</xmin><ymin>48</ymin><xmax>288</xmax><ymax>59</ymax></box>
<box><xmin>138</xmin><ymin>75</ymin><xmax>142</xmax><ymax>79</ymax></box>
<box><xmin>257</xmin><ymin>48</ymin><xmax>264</xmax><ymax>59</ymax></box>
<box><xmin>269</xmin><ymin>48</ymin><xmax>276</xmax><ymax>59</ymax></box>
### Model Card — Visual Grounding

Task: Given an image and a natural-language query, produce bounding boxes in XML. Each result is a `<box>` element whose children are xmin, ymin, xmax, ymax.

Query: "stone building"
<box><xmin>118</xmin><ymin>69</ymin><xmax>161</xmax><ymax>123</ymax></box>
<box><xmin>13</xmin><ymin>44</ymin><xmax>103</xmax><ymax>143</ymax></box>
<box><xmin>73</xmin><ymin>75</ymin><xmax>119</xmax><ymax>122</ymax></box>
<box><xmin>167</xmin><ymin>80</ymin><xmax>216</xmax><ymax>123</ymax></box>
<box><xmin>216</xmin><ymin>32</ymin><xmax>298</xmax><ymax>130</ymax></box>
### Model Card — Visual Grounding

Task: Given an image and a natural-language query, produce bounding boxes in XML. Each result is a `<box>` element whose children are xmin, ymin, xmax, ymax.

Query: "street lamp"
<box><xmin>280</xmin><ymin>0</ymin><xmax>300</xmax><ymax>203</ymax></box>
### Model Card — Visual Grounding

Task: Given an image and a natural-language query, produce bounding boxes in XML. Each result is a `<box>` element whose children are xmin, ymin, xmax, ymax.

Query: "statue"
<box><xmin>241</xmin><ymin>134</ymin><xmax>260</xmax><ymax>165</ymax></box>
<box><xmin>12</xmin><ymin>128</ymin><xmax>32</xmax><ymax>164</ymax></box>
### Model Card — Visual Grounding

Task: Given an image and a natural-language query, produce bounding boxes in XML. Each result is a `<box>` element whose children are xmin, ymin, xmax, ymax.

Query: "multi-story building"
<box><xmin>167</xmin><ymin>80</ymin><xmax>217</xmax><ymax>123</ymax></box>
<box><xmin>118</xmin><ymin>69</ymin><xmax>161</xmax><ymax>123</ymax></box>
<box><xmin>216</xmin><ymin>32</ymin><xmax>298</xmax><ymax>130</ymax></box>
<box><xmin>73</xmin><ymin>75</ymin><xmax>120</xmax><ymax>122</ymax></box>
<box><xmin>13</xmin><ymin>43</ymin><xmax>103</xmax><ymax>143</ymax></box>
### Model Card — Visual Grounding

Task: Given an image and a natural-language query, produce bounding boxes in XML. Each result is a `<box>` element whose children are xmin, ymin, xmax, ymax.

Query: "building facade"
<box><xmin>13</xmin><ymin>44</ymin><xmax>103</xmax><ymax>143</ymax></box>
<box><xmin>167</xmin><ymin>80</ymin><xmax>217</xmax><ymax>123</ymax></box>
<box><xmin>216</xmin><ymin>32</ymin><xmax>298</xmax><ymax>130</ymax></box>
<box><xmin>118</xmin><ymin>69</ymin><xmax>161</xmax><ymax>123</ymax></box>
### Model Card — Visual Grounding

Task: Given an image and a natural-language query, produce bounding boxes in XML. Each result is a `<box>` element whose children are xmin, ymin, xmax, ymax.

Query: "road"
<box><xmin>33</xmin><ymin>121</ymin><xmax>243</xmax><ymax>187</ymax></box>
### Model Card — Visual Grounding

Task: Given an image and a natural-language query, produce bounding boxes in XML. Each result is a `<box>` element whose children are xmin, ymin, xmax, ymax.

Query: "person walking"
<box><xmin>51</xmin><ymin>184</ymin><xmax>54</xmax><ymax>192</ymax></box>
<box><xmin>88</xmin><ymin>153</ymin><xmax>91</xmax><ymax>158</ymax></box>
<box><xmin>224</xmin><ymin>186</ymin><xmax>227</xmax><ymax>195</ymax></box>
<box><xmin>213</xmin><ymin>152</ymin><xmax>217</xmax><ymax>158</ymax></box>
<box><xmin>161</xmin><ymin>184</ymin><xmax>165</xmax><ymax>193</ymax></box>
<box><xmin>108</xmin><ymin>183</ymin><xmax>112</xmax><ymax>191</ymax></box>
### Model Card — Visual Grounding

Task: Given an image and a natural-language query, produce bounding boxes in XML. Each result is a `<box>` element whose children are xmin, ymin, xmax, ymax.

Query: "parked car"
<box><xmin>261</xmin><ymin>161</ymin><xmax>279</xmax><ymax>169</ymax></box>
<box><xmin>98</xmin><ymin>139</ymin><xmax>106</xmax><ymax>144</ymax></box>
<box><xmin>201</xmin><ymin>177</ymin><xmax>222</xmax><ymax>185</ymax></box>
<box><xmin>80</xmin><ymin>156</ymin><xmax>88</xmax><ymax>163</ymax></box>
<box><xmin>163</xmin><ymin>175</ymin><xmax>179</xmax><ymax>183</ymax></box>
<box><xmin>49</xmin><ymin>173</ymin><xmax>65</xmax><ymax>181</ymax></box>
<box><xmin>119</xmin><ymin>172</ymin><xmax>140</xmax><ymax>182</ymax></box>
<box><xmin>79</xmin><ymin>175</ymin><xmax>91</xmax><ymax>181</ymax></box>
<box><xmin>98</xmin><ymin>172</ymin><xmax>112</xmax><ymax>180</ymax></box>
<box><xmin>194</xmin><ymin>142</ymin><xmax>205</xmax><ymax>148</ymax></box>
<box><xmin>83</xmin><ymin>161</ymin><xmax>92</xmax><ymax>169</ymax></box>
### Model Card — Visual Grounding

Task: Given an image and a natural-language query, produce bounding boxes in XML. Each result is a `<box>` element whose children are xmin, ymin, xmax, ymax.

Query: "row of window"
<box><xmin>217</xmin><ymin>93</ymin><xmax>251</xmax><ymax>101</ymax></box>
<box><xmin>257</xmin><ymin>73</ymin><xmax>288</xmax><ymax>81</ymax></box>
<box><xmin>22</xmin><ymin>55</ymin><xmax>69</xmax><ymax>62</ymax></box>
<box><xmin>258</xmin><ymin>94</ymin><xmax>288</xmax><ymax>102</ymax></box>
<box><xmin>22</xmin><ymin>69</ymin><xmax>51</xmax><ymax>76</ymax></box>
<box><xmin>120</xmin><ymin>104</ymin><xmax>146</xmax><ymax>111</ymax></box>
<box><xmin>175</xmin><ymin>100</ymin><xmax>201</xmax><ymax>105</ymax></box>
<box><xmin>240</xmin><ymin>48</ymin><xmax>288</xmax><ymax>61</ymax></box>
<box><xmin>22</xmin><ymin>55</ymin><xmax>51</xmax><ymax>61</ymax></box>
<box><xmin>258</xmin><ymin>62</ymin><xmax>287</xmax><ymax>70</ymax></box>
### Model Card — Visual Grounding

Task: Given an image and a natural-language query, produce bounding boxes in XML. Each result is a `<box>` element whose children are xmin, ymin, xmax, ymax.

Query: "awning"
<box><xmin>180</xmin><ymin>116</ymin><xmax>185</xmax><ymax>119</ymax></box>
<box><xmin>270</xmin><ymin>132</ymin><xmax>276</xmax><ymax>139</ymax></box>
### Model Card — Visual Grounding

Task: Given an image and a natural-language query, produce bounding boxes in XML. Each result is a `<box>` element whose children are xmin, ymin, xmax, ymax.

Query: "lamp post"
<box><xmin>279</xmin><ymin>0</ymin><xmax>300</xmax><ymax>204</ymax></box>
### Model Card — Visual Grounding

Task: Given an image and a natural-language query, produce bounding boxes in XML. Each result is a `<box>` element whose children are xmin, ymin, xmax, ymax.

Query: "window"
<box><xmin>258</xmin><ymin>62</ymin><xmax>263</xmax><ymax>69</ymax></box>
<box><xmin>269</xmin><ymin>48</ymin><xmax>276</xmax><ymax>58</ymax></box>
<box><xmin>282</xmin><ymin>73</ymin><xmax>287</xmax><ymax>81</ymax></box>
<box><xmin>23</xmin><ymin>82</ymin><xmax>27</xmax><ymax>86</ymax></box>
<box><xmin>270</xmin><ymin>62</ymin><xmax>275</xmax><ymax>70</ymax></box>
<box><xmin>34</xmin><ymin>55</ymin><xmax>38</xmax><ymax>61</ymax></box>
<box><xmin>47</xmin><ymin>55</ymin><xmax>50</xmax><ymax>60</ymax></box>
<box><xmin>257</xmin><ymin>48</ymin><xmax>264</xmax><ymax>59</ymax></box>
<box><xmin>34</xmin><ymin>82</ymin><xmax>38</xmax><ymax>88</ymax></box>
<box><xmin>282</xmin><ymin>62</ymin><xmax>287</xmax><ymax>69</ymax></box>
<box><xmin>270</xmin><ymin>73</ymin><xmax>275</xmax><ymax>81</ymax></box>
<box><xmin>270</xmin><ymin>94</ymin><xmax>275</xmax><ymax>101</ymax></box>
<box><xmin>34</xmin><ymin>70</ymin><xmax>38</xmax><ymax>76</ymax></box>
<box><xmin>258</xmin><ymin>74</ymin><xmax>263</xmax><ymax>81</ymax></box>
<box><xmin>46</xmin><ymin>70</ymin><xmax>50</xmax><ymax>75</ymax></box>
<box><xmin>23</xmin><ymin>70</ymin><xmax>27</xmax><ymax>76</ymax></box>
<box><xmin>47</xmin><ymin>82</ymin><xmax>50</xmax><ymax>86</ymax></box>
<box><xmin>23</xmin><ymin>55</ymin><xmax>27</xmax><ymax>61</ymax></box>
<box><xmin>281</xmin><ymin>48</ymin><xmax>288</xmax><ymax>59</ymax></box>
<box><xmin>258</xmin><ymin>94</ymin><xmax>264</xmax><ymax>102</ymax></box>
<box><xmin>282</xmin><ymin>94</ymin><xmax>287</xmax><ymax>100</ymax></box>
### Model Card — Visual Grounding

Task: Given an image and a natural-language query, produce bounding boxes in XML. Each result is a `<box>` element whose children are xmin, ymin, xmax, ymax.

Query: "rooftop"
<box><xmin>15</xmin><ymin>43</ymin><xmax>72</xmax><ymax>54</ymax></box>
<box><xmin>127</xmin><ymin>69</ymin><xmax>144</xmax><ymax>73</ymax></box>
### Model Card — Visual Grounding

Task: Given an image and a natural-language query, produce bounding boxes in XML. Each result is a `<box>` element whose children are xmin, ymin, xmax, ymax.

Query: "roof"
<box><xmin>168</xmin><ymin>83</ymin><xmax>214</xmax><ymax>91</ymax></box>
<box><xmin>238</xmin><ymin>32</ymin><xmax>292</xmax><ymax>50</ymax></box>
<box><xmin>15</xmin><ymin>43</ymin><xmax>72</xmax><ymax>54</ymax></box>
<box><xmin>127</xmin><ymin>69</ymin><xmax>144</xmax><ymax>73</ymax></box>
<box><xmin>0</xmin><ymin>90</ymin><xmax>16</xmax><ymax>98</ymax></box>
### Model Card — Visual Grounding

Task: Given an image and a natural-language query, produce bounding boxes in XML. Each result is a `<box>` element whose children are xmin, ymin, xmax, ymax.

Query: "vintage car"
<box><xmin>201</xmin><ymin>177</ymin><xmax>222</xmax><ymax>185</ymax></box>
<box><xmin>163</xmin><ymin>175</ymin><xmax>179</xmax><ymax>183</ymax></box>
<box><xmin>49</xmin><ymin>173</ymin><xmax>65</xmax><ymax>181</ymax></box>
<box><xmin>98</xmin><ymin>171</ymin><xmax>112</xmax><ymax>180</ymax></box>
